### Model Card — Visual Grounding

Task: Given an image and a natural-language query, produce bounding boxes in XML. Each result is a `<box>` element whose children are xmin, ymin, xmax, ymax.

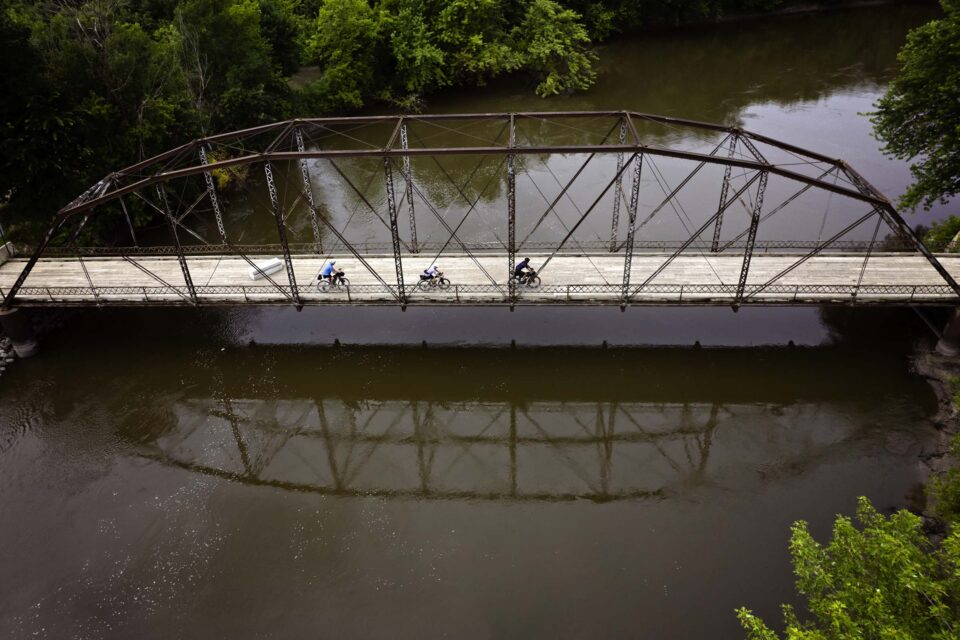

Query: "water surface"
<box><xmin>0</xmin><ymin>4</ymin><xmax>950</xmax><ymax>638</ymax></box>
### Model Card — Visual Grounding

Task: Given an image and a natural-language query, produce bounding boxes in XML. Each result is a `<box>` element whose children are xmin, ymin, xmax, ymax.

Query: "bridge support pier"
<box><xmin>937</xmin><ymin>309</ymin><xmax>960</xmax><ymax>357</ymax></box>
<box><xmin>0</xmin><ymin>308</ymin><xmax>38</xmax><ymax>358</ymax></box>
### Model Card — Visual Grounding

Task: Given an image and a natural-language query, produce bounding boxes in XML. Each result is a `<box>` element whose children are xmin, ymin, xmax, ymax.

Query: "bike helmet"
<box><xmin>329</xmin><ymin>260</ymin><xmax>336</xmax><ymax>265</ymax></box>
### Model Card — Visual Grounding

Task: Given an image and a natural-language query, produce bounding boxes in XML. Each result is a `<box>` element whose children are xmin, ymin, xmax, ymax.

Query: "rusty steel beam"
<box><xmin>57</xmin><ymin>142</ymin><xmax>887</xmax><ymax>220</ymax></box>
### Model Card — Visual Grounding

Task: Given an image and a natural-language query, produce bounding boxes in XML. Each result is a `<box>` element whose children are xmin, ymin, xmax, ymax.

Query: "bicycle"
<box><xmin>511</xmin><ymin>269</ymin><xmax>541</xmax><ymax>289</ymax></box>
<box><xmin>317</xmin><ymin>272</ymin><xmax>350</xmax><ymax>293</ymax></box>
<box><xmin>417</xmin><ymin>272</ymin><xmax>451</xmax><ymax>291</ymax></box>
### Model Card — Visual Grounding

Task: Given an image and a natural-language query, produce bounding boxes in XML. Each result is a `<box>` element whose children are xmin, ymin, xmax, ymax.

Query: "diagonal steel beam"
<box><xmin>326</xmin><ymin>160</ymin><xmax>412</xmax><ymax>252</ymax></box>
<box><xmin>156</xmin><ymin>185</ymin><xmax>198</xmax><ymax>305</ymax></box>
<box><xmin>519</xmin><ymin>121</ymin><xmax>622</xmax><ymax>249</ymax></box>
<box><xmin>400</xmin><ymin>163</ymin><xmax>505</xmax><ymax>295</ymax></box>
<box><xmin>840</xmin><ymin>161</ymin><xmax>960</xmax><ymax>298</ymax></box>
<box><xmin>631</xmin><ymin>134</ymin><xmax>732</xmax><ymax>237</ymax></box>
<box><xmin>718</xmin><ymin>166</ymin><xmax>835</xmax><ymax>253</ymax></box>
<box><xmin>628</xmin><ymin>172</ymin><xmax>762</xmax><ymax>300</ymax></box>
<box><xmin>538</xmin><ymin>153</ymin><xmax>640</xmax><ymax>277</ymax></box>
<box><xmin>121</xmin><ymin>255</ymin><xmax>193</xmax><ymax>303</ymax></box>
<box><xmin>745</xmin><ymin>207</ymin><xmax>881</xmax><ymax>299</ymax></box>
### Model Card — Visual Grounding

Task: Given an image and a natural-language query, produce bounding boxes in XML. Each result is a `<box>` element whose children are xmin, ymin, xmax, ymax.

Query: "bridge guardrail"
<box><xmin>13</xmin><ymin>282</ymin><xmax>957</xmax><ymax>304</ymax></box>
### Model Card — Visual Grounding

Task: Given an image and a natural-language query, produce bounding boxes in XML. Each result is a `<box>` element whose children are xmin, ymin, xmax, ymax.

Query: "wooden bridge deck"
<box><xmin>2</xmin><ymin>253</ymin><xmax>959</xmax><ymax>306</ymax></box>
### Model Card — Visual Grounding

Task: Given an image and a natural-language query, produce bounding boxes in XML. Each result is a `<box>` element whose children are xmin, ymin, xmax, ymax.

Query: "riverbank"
<box><xmin>912</xmin><ymin>350</ymin><xmax>960</xmax><ymax>528</ymax></box>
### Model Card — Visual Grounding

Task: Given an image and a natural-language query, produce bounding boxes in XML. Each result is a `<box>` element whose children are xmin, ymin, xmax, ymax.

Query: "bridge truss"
<box><xmin>4</xmin><ymin>111</ymin><xmax>959</xmax><ymax>308</ymax></box>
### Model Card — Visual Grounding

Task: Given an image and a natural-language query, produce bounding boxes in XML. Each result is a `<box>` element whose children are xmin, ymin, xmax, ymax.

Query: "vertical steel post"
<box><xmin>507</xmin><ymin>115</ymin><xmax>517</xmax><ymax>306</ymax></box>
<box><xmin>610</xmin><ymin>117</ymin><xmax>627</xmax><ymax>252</ymax></box>
<box><xmin>733</xmin><ymin>171</ymin><xmax>768</xmax><ymax>306</ymax></box>
<box><xmin>400</xmin><ymin>122</ymin><xmax>419</xmax><ymax>253</ymax></box>
<box><xmin>711</xmin><ymin>134</ymin><xmax>738</xmax><ymax>252</ymax></box>
<box><xmin>156</xmin><ymin>185</ymin><xmax>198</xmax><ymax>305</ymax></box>
<box><xmin>199</xmin><ymin>145</ymin><xmax>228</xmax><ymax>243</ymax></box>
<box><xmin>383</xmin><ymin>157</ymin><xmax>406</xmax><ymax>306</ymax></box>
<box><xmin>620</xmin><ymin>155</ymin><xmax>643</xmax><ymax>305</ymax></box>
<box><xmin>294</xmin><ymin>127</ymin><xmax>324</xmax><ymax>254</ymax></box>
<box><xmin>263</xmin><ymin>161</ymin><xmax>303</xmax><ymax>309</ymax></box>
<box><xmin>854</xmin><ymin>215</ymin><xmax>882</xmax><ymax>299</ymax></box>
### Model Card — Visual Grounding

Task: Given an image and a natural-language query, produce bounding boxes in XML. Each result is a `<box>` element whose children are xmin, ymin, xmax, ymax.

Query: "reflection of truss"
<box><xmin>136</xmin><ymin>396</ymin><xmax>866</xmax><ymax>503</ymax></box>
<box><xmin>6</xmin><ymin>111</ymin><xmax>959</xmax><ymax>309</ymax></box>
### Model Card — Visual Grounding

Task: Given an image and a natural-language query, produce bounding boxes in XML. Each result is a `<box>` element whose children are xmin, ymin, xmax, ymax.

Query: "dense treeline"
<box><xmin>0</xmin><ymin>0</ymin><xmax>846</xmax><ymax>237</ymax></box>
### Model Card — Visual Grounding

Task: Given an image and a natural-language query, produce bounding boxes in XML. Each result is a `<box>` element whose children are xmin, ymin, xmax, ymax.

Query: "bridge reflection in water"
<box><xmin>138</xmin><ymin>394</ymin><xmax>874</xmax><ymax>503</ymax></box>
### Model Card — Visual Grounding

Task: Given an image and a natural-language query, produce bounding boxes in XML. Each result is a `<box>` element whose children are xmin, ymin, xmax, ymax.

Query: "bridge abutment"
<box><xmin>0</xmin><ymin>308</ymin><xmax>38</xmax><ymax>358</ymax></box>
<box><xmin>937</xmin><ymin>309</ymin><xmax>960</xmax><ymax>357</ymax></box>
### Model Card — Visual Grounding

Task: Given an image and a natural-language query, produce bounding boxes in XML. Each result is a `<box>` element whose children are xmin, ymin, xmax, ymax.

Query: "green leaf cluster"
<box><xmin>872</xmin><ymin>0</ymin><xmax>960</xmax><ymax>211</ymax></box>
<box><xmin>737</xmin><ymin>497</ymin><xmax>960</xmax><ymax>639</ymax></box>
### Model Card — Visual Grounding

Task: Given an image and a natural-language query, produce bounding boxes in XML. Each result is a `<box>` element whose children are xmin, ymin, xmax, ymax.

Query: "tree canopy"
<box><xmin>737</xmin><ymin>497</ymin><xmax>960</xmax><ymax>640</ymax></box>
<box><xmin>0</xmin><ymin>0</ymin><xmax>860</xmax><ymax>239</ymax></box>
<box><xmin>872</xmin><ymin>0</ymin><xmax>960</xmax><ymax>211</ymax></box>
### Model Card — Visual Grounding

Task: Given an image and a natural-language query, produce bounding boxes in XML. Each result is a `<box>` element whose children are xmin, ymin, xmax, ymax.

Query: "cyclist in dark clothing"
<box><xmin>514</xmin><ymin>257</ymin><xmax>533</xmax><ymax>279</ymax></box>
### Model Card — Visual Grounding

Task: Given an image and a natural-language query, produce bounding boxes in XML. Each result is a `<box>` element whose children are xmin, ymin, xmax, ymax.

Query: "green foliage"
<box><xmin>0</xmin><ymin>0</ymin><xmax>876</xmax><ymax>240</ymax></box>
<box><xmin>516</xmin><ymin>0</ymin><xmax>596</xmax><ymax>97</ymax></box>
<box><xmin>435</xmin><ymin>0</ymin><xmax>522</xmax><ymax>84</ymax></box>
<box><xmin>930</xmin><ymin>432</ymin><xmax>960</xmax><ymax>526</ymax></box>
<box><xmin>304</xmin><ymin>0</ymin><xmax>385</xmax><ymax>109</ymax></box>
<box><xmin>924</xmin><ymin>215</ymin><xmax>960</xmax><ymax>252</ymax></box>
<box><xmin>737</xmin><ymin>497</ymin><xmax>960</xmax><ymax>640</ymax></box>
<box><xmin>388</xmin><ymin>2</ymin><xmax>448</xmax><ymax>94</ymax></box>
<box><xmin>872</xmin><ymin>0</ymin><xmax>960</xmax><ymax>211</ymax></box>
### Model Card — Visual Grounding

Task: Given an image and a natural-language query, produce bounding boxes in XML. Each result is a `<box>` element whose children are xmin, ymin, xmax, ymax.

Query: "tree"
<box><xmin>736</xmin><ymin>497</ymin><xmax>960</xmax><ymax>640</ymax></box>
<box><xmin>435</xmin><ymin>0</ymin><xmax>521</xmax><ymax>85</ymax></box>
<box><xmin>872</xmin><ymin>0</ymin><xmax>960</xmax><ymax>211</ymax></box>
<box><xmin>515</xmin><ymin>0</ymin><xmax>596</xmax><ymax>97</ymax></box>
<box><xmin>388</xmin><ymin>1</ymin><xmax>448</xmax><ymax>95</ymax></box>
<box><xmin>304</xmin><ymin>0</ymin><xmax>385</xmax><ymax>109</ymax></box>
<box><xmin>174</xmin><ymin>0</ymin><xmax>288</xmax><ymax>130</ymax></box>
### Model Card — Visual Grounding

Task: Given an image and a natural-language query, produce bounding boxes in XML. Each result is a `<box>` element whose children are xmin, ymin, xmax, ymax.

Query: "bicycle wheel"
<box><xmin>417</xmin><ymin>279</ymin><xmax>430</xmax><ymax>291</ymax></box>
<box><xmin>338</xmin><ymin>277</ymin><xmax>350</xmax><ymax>289</ymax></box>
<box><xmin>525</xmin><ymin>276</ymin><xmax>542</xmax><ymax>289</ymax></box>
<box><xmin>437</xmin><ymin>277</ymin><xmax>451</xmax><ymax>290</ymax></box>
<box><xmin>317</xmin><ymin>279</ymin><xmax>330</xmax><ymax>293</ymax></box>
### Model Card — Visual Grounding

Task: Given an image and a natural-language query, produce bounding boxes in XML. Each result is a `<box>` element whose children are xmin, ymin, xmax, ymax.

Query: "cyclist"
<box><xmin>421</xmin><ymin>264</ymin><xmax>441</xmax><ymax>282</ymax></box>
<box><xmin>319</xmin><ymin>259</ymin><xmax>344</xmax><ymax>285</ymax></box>
<box><xmin>514</xmin><ymin>257</ymin><xmax>534</xmax><ymax>281</ymax></box>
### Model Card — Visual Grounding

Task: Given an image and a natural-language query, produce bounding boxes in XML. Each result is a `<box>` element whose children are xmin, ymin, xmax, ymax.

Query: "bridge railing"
<box><xmin>11</xmin><ymin>282</ymin><xmax>956</xmax><ymax>305</ymax></box>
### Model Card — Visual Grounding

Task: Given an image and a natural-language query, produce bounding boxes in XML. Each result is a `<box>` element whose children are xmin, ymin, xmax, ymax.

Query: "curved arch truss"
<box><xmin>3</xmin><ymin>111</ymin><xmax>959</xmax><ymax>308</ymax></box>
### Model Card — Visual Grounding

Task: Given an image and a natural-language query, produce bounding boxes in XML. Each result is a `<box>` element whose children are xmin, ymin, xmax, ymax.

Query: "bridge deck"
<box><xmin>2</xmin><ymin>253</ymin><xmax>959</xmax><ymax>306</ymax></box>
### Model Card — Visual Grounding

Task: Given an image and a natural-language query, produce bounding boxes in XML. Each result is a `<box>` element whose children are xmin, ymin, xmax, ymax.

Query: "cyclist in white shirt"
<box><xmin>422</xmin><ymin>264</ymin><xmax>441</xmax><ymax>282</ymax></box>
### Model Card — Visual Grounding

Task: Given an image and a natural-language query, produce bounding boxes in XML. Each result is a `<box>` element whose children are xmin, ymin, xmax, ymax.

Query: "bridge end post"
<box><xmin>0</xmin><ymin>308</ymin><xmax>39</xmax><ymax>358</ymax></box>
<box><xmin>937</xmin><ymin>308</ymin><xmax>960</xmax><ymax>357</ymax></box>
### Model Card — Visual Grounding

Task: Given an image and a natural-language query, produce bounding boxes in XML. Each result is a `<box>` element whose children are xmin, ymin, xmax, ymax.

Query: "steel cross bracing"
<box><xmin>5</xmin><ymin>111</ymin><xmax>960</xmax><ymax>309</ymax></box>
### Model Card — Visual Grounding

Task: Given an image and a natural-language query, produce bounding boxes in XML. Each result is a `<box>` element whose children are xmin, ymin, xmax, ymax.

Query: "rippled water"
<box><xmin>0</xmin><ymin>4</ymin><xmax>950</xmax><ymax>638</ymax></box>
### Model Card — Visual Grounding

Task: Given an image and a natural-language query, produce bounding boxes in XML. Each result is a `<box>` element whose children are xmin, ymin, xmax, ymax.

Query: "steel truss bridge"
<box><xmin>3</xmin><ymin>111</ymin><xmax>960</xmax><ymax>309</ymax></box>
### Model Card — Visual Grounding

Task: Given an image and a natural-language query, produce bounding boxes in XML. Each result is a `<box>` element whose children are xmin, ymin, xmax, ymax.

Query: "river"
<box><xmin>0</xmin><ymin>3</ymin><xmax>948</xmax><ymax>638</ymax></box>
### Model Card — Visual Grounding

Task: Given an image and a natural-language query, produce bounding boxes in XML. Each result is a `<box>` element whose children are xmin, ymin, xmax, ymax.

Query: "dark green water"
<box><xmin>0</xmin><ymin>4</ymin><xmax>951</xmax><ymax>638</ymax></box>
